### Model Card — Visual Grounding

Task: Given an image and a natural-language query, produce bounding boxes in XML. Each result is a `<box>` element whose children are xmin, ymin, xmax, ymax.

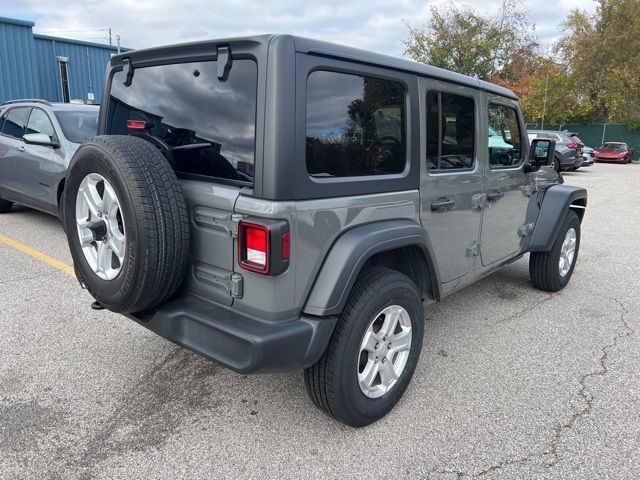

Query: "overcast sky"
<box><xmin>2</xmin><ymin>0</ymin><xmax>597</xmax><ymax>57</ymax></box>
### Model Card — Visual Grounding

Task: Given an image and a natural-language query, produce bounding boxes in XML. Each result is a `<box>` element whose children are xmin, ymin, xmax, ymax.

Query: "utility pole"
<box><xmin>108</xmin><ymin>27</ymin><xmax>112</xmax><ymax>46</ymax></box>
<box><xmin>541</xmin><ymin>70</ymin><xmax>549</xmax><ymax>130</ymax></box>
<box><xmin>116</xmin><ymin>35</ymin><xmax>121</xmax><ymax>54</ymax></box>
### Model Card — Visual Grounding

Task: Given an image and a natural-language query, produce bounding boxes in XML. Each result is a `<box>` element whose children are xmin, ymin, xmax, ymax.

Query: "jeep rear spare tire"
<box><xmin>63</xmin><ymin>136</ymin><xmax>190</xmax><ymax>313</ymax></box>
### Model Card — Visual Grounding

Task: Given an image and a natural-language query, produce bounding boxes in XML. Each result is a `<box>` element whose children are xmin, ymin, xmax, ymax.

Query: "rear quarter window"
<box><xmin>305</xmin><ymin>70</ymin><xmax>406</xmax><ymax>177</ymax></box>
<box><xmin>106</xmin><ymin>59</ymin><xmax>258</xmax><ymax>184</ymax></box>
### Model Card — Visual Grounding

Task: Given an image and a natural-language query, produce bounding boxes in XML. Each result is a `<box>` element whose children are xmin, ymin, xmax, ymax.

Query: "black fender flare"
<box><xmin>529</xmin><ymin>184</ymin><xmax>587</xmax><ymax>252</ymax></box>
<box><xmin>303</xmin><ymin>220</ymin><xmax>440</xmax><ymax>317</ymax></box>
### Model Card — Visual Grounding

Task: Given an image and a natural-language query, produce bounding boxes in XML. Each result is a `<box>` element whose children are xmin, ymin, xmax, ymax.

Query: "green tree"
<box><xmin>404</xmin><ymin>0</ymin><xmax>537</xmax><ymax>81</ymax></box>
<box><xmin>557</xmin><ymin>0</ymin><xmax>640</xmax><ymax>125</ymax></box>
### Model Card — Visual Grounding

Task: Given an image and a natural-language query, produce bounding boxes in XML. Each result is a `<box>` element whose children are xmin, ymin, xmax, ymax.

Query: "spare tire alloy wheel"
<box><xmin>358</xmin><ymin>305</ymin><xmax>412</xmax><ymax>398</ymax></box>
<box><xmin>76</xmin><ymin>173</ymin><xmax>125</xmax><ymax>281</ymax></box>
<box><xmin>64</xmin><ymin>136</ymin><xmax>190</xmax><ymax>314</ymax></box>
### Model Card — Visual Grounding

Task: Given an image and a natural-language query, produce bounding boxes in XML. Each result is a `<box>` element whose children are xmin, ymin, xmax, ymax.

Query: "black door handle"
<box><xmin>431</xmin><ymin>198</ymin><xmax>456</xmax><ymax>211</ymax></box>
<box><xmin>486</xmin><ymin>190</ymin><xmax>504</xmax><ymax>201</ymax></box>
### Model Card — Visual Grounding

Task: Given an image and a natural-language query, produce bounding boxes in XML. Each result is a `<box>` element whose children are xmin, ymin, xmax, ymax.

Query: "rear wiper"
<box><xmin>122</xmin><ymin>58</ymin><xmax>134</xmax><ymax>87</ymax></box>
<box><xmin>217</xmin><ymin>46</ymin><xmax>233</xmax><ymax>81</ymax></box>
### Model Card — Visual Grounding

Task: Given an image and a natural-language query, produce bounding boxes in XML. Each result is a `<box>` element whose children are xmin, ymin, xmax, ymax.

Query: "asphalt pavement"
<box><xmin>0</xmin><ymin>162</ymin><xmax>638</xmax><ymax>479</ymax></box>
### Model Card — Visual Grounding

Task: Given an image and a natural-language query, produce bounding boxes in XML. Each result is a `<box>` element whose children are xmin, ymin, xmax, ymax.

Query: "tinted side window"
<box><xmin>26</xmin><ymin>109</ymin><xmax>56</xmax><ymax>140</ymax></box>
<box><xmin>426</xmin><ymin>91</ymin><xmax>475</xmax><ymax>171</ymax></box>
<box><xmin>108</xmin><ymin>59</ymin><xmax>257</xmax><ymax>184</ymax></box>
<box><xmin>1</xmin><ymin>107</ymin><xmax>29</xmax><ymax>139</ymax></box>
<box><xmin>488</xmin><ymin>104</ymin><xmax>523</xmax><ymax>168</ymax></box>
<box><xmin>306</xmin><ymin>70</ymin><xmax>406</xmax><ymax>177</ymax></box>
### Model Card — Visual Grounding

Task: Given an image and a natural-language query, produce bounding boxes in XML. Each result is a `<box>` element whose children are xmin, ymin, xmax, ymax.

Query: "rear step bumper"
<box><xmin>126</xmin><ymin>293</ymin><xmax>337</xmax><ymax>374</ymax></box>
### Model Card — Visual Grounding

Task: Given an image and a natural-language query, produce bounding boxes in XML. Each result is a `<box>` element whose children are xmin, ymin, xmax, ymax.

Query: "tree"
<box><xmin>557</xmin><ymin>0</ymin><xmax>640</xmax><ymax>125</ymax></box>
<box><xmin>404</xmin><ymin>0</ymin><xmax>538</xmax><ymax>81</ymax></box>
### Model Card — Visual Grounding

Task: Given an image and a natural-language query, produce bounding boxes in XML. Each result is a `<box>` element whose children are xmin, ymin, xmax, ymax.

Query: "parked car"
<box><xmin>582</xmin><ymin>146</ymin><xmax>595</xmax><ymax>166</ymax></box>
<box><xmin>595</xmin><ymin>142</ymin><xmax>632</xmax><ymax>163</ymax></box>
<box><xmin>0</xmin><ymin>99</ymin><xmax>99</xmax><ymax>216</ymax></box>
<box><xmin>527</xmin><ymin>130</ymin><xmax>582</xmax><ymax>171</ymax></box>
<box><xmin>59</xmin><ymin>35</ymin><xmax>586</xmax><ymax>427</ymax></box>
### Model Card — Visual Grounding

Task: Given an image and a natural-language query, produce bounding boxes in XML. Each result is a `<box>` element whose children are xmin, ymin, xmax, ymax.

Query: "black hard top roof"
<box><xmin>113</xmin><ymin>34</ymin><xmax>518</xmax><ymax>101</ymax></box>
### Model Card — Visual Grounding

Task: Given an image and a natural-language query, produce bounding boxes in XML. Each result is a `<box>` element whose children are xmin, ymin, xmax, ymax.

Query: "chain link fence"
<box><xmin>526</xmin><ymin>123</ymin><xmax>640</xmax><ymax>159</ymax></box>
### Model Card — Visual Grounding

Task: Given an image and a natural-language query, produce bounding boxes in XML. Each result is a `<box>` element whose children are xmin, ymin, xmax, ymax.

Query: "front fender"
<box><xmin>303</xmin><ymin>220</ymin><xmax>440</xmax><ymax>317</ymax></box>
<box><xmin>529</xmin><ymin>184</ymin><xmax>587</xmax><ymax>252</ymax></box>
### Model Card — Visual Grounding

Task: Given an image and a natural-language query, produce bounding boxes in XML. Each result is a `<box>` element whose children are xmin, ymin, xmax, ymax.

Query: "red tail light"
<box><xmin>281</xmin><ymin>232</ymin><xmax>290</xmax><ymax>261</ymax></box>
<box><xmin>567</xmin><ymin>139</ymin><xmax>578</xmax><ymax>150</ymax></box>
<box><xmin>239</xmin><ymin>222</ymin><xmax>269</xmax><ymax>273</ymax></box>
<box><xmin>238</xmin><ymin>219</ymin><xmax>290</xmax><ymax>275</ymax></box>
<box><xmin>127</xmin><ymin>120</ymin><xmax>147</xmax><ymax>130</ymax></box>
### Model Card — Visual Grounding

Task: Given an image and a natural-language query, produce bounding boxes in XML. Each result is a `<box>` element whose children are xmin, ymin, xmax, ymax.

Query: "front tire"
<box><xmin>553</xmin><ymin>157</ymin><xmax>561</xmax><ymax>172</ymax></box>
<box><xmin>529</xmin><ymin>210</ymin><xmax>581</xmax><ymax>292</ymax></box>
<box><xmin>304</xmin><ymin>267</ymin><xmax>424</xmax><ymax>427</ymax></box>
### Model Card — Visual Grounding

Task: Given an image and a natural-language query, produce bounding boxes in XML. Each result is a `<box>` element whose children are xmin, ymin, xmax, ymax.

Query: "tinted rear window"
<box><xmin>107</xmin><ymin>59</ymin><xmax>257</xmax><ymax>184</ymax></box>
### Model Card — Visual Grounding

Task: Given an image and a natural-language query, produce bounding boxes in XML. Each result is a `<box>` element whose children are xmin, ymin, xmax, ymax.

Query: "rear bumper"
<box><xmin>127</xmin><ymin>293</ymin><xmax>337</xmax><ymax>374</ymax></box>
<box><xmin>559</xmin><ymin>155</ymin><xmax>576</xmax><ymax>169</ymax></box>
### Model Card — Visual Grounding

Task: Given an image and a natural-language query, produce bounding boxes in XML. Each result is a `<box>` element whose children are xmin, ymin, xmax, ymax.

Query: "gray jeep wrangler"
<box><xmin>62</xmin><ymin>35</ymin><xmax>587</xmax><ymax>427</ymax></box>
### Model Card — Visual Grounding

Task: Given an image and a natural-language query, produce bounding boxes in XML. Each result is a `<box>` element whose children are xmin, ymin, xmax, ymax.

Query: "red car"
<box><xmin>595</xmin><ymin>142</ymin><xmax>632</xmax><ymax>163</ymax></box>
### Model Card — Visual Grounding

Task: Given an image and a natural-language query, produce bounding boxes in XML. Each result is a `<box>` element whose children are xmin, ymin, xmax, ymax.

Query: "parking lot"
<box><xmin>0</xmin><ymin>162</ymin><xmax>637</xmax><ymax>479</ymax></box>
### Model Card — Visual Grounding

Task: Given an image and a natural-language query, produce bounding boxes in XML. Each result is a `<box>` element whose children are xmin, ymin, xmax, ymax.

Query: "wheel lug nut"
<box><xmin>375</xmin><ymin>342</ymin><xmax>379</xmax><ymax>349</ymax></box>
<box><xmin>382</xmin><ymin>358</ymin><xmax>386</xmax><ymax>363</ymax></box>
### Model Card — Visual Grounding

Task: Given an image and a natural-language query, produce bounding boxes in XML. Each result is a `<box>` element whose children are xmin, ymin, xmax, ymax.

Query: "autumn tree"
<box><xmin>557</xmin><ymin>0</ymin><xmax>640</xmax><ymax>125</ymax></box>
<box><xmin>404</xmin><ymin>0</ymin><xmax>538</xmax><ymax>81</ymax></box>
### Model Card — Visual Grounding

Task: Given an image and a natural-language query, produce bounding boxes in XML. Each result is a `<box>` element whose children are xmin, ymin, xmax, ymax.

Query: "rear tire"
<box><xmin>64</xmin><ymin>136</ymin><xmax>190</xmax><ymax>313</ymax></box>
<box><xmin>0</xmin><ymin>198</ymin><xmax>12</xmax><ymax>213</ymax></box>
<box><xmin>530</xmin><ymin>210</ymin><xmax>580</xmax><ymax>292</ymax></box>
<box><xmin>304</xmin><ymin>267</ymin><xmax>424</xmax><ymax>427</ymax></box>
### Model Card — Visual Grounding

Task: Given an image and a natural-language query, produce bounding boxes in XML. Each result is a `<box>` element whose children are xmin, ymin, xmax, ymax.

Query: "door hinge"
<box><xmin>193</xmin><ymin>209</ymin><xmax>244</xmax><ymax>237</ymax></box>
<box><xmin>472</xmin><ymin>193</ymin><xmax>486</xmax><ymax>209</ymax></box>
<box><xmin>466</xmin><ymin>241</ymin><xmax>481</xmax><ymax>257</ymax></box>
<box><xmin>518</xmin><ymin>223</ymin><xmax>535</xmax><ymax>237</ymax></box>
<box><xmin>194</xmin><ymin>264</ymin><xmax>244</xmax><ymax>298</ymax></box>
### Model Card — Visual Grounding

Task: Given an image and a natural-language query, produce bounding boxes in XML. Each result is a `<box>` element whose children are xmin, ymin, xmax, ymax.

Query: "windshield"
<box><xmin>54</xmin><ymin>110</ymin><xmax>98</xmax><ymax>143</ymax></box>
<box><xmin>602</xmin><ymin>143</ymin><xmax>626</xmax><ymax>150</ymax></box>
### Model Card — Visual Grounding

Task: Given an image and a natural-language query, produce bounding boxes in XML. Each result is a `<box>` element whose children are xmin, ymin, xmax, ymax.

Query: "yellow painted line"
<box><xmin>0</xmin><ymin>234</ymin><xmax>75</xmax><ymax>277</ymax></box>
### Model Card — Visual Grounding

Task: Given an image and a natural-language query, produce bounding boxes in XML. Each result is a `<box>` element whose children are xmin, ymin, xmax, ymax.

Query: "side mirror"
<box><xmin>23</xmin><ymin>133</ymin><xmax>58</xmax><ymax>148</ymax></box>
<box><xmin>528</xmin><ymin>138</ymin><xmax>555</xmax><ymax>170</ymax></box>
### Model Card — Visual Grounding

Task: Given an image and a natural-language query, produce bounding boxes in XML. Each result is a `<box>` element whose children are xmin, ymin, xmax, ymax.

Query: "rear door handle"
<box><xmin>486</xmin><ymin>190</ymin><xmax>504</xmax><ymax>201</ymax></box>
<box><xmin>17</xmin><ymin>145</ymin><xmax>25</xmax><ymax>152</ymax></box>
<box><xmin>431</xmin><ymin>198</ymin><xmax>456</xmax><ymax>211</ymax></box>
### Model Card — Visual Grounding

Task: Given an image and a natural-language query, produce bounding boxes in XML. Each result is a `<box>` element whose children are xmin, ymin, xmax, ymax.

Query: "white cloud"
<box><xmin>2</xmin><ymin>0</ymin><xmax>597</xmax><ymax>57</ymax></box>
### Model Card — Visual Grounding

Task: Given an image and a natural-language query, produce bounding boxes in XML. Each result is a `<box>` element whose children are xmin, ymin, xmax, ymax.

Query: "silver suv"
<box><xmin>0</xmin><ymin>99</ymin><xmax>98</xmax><ymax>216</ymax></box>
<box><xmin>58</xmin><ymin>36</ymin><xmax>587</xmax><ymax>427</ymax></box>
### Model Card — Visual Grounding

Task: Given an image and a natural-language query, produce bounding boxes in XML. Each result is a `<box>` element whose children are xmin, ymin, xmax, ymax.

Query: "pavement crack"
<box><xmin>493</xmin><ymin>293</ymin><xmax>554</xmax><ymax>325</ymax></box>
<box><xmin>544</xmin><ymin>295</ymin><xmax>634</xmax><ymax>468</ymax></box>
<box><xmin>429</xmin><ymin>295</ymin><xmax>635</xmax><ymax>478</ymax></box>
